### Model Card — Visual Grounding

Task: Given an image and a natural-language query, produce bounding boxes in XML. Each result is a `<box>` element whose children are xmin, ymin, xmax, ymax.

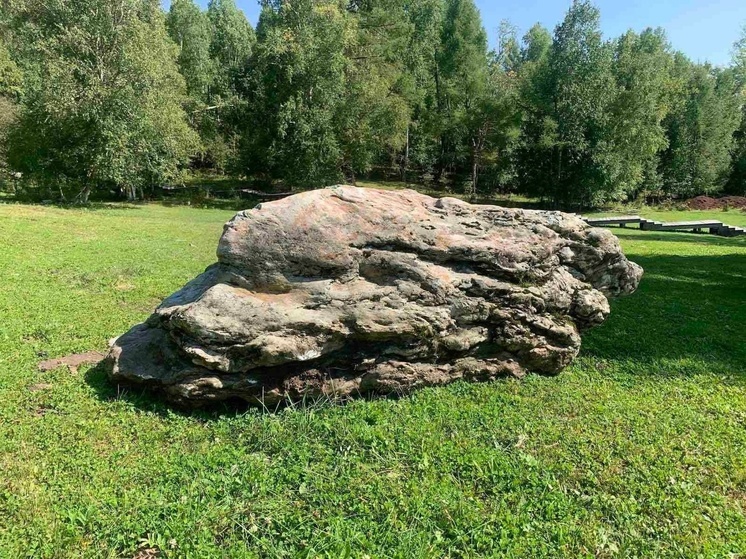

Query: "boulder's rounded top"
<box><xmin>217</xmin><ymin>186</ymin><xmax>629</xmax><ymax>293</ymax></box>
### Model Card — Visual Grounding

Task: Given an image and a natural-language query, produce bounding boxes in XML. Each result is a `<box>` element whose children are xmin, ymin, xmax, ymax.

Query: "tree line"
<box><xmin>1</xmin><ymin>0</ymin><xmax>745</xmax><ymax>208</ymax></box>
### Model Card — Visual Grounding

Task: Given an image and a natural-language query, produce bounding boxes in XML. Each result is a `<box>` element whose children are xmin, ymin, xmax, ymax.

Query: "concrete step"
<box><xmin>581</xmin><ymin>215</ymin><xmax>746</xmax><ymax>238</ymax></box>
<box><xmin>639</xmin><ymin>219</ymin><xmax>664</xmax><ymax>230</ymax></box>
<box><xmin>717</xmin><ymin>225</ymin><xmax>746</xmax><ymax>237</ymax></box>
<box><xmin>584</xmin><ymin>216</ymin><xmax>643</xmax><ymax>226</ymax></box>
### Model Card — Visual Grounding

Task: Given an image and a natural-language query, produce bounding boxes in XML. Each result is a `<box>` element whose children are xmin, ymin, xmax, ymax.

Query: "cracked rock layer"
<box><xmin>107</xmin><ymin>186</ymin><xmax>643</xmax><ymax>406</ymax></box>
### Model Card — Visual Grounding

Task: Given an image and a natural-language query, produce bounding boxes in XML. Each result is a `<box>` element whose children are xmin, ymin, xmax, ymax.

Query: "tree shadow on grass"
<box><xmin>159</xmin><ymin>197</ymin><xmax>260</xmax><ymax>212</ymax></box>
<box><xmin>0</xmin><ymin>199</ymin><xmax>145</xmax><ymax>212</ymax></box>
<box><xmin>3</xmin><ymin>194</ymin><xmax>262</xmax><ymax>213</ymax></box>
<box><xmin>582</xmin><ymin>253</ymin><xmax>746</xmax><ymax>377</ymax></box>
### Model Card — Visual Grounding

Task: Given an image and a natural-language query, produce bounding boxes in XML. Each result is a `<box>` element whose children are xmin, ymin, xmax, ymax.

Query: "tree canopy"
<box><xmin>5</xmin><ymin>0</ymin><xmax>198</xmax><ymax>201</ymax></box>
<box><xmin>1</xmin><ymin>0</ymin><xmax>745</xmax><ymax>205</ymax></box>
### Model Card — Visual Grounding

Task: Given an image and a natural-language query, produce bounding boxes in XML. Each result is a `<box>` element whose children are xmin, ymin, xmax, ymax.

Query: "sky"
<box><xmin>181</xmin><ymin>0</ymin><xmax>746</xmax><ymax>67</ymax></box>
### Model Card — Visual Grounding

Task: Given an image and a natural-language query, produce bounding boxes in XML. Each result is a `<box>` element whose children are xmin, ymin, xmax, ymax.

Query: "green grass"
<box><xmin>588</xmin><ymin>207</ymin><xmax>746</xmax><ymax>228</ymax></box>
<box><xmin>1</xmin><ymin>201</ymin><xmax>745</xmax><ymax>558</ymax></box>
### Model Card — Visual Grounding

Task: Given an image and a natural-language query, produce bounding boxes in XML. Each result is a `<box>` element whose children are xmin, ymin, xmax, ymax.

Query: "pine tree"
<box><xmin>238</xmin><ymin>0</ymin><xmax>412</xmax><ymax>187</ymax></box>
<box><xmin>0</xmin><ymin>36</ymin><xmax>20</xmax><ymax>99</ymax></box>
<box><xmin>398</xmin><ymin>0</ymin><xmax>444</xmax><ymax>181</ymax></box>
<box><xmin>238</xmin><ymin>0</ymin><xmax>353</xmax><ymax>186</ymax></box>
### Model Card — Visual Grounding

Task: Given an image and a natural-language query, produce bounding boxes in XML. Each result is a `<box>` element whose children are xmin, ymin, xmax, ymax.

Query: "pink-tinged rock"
<box><xmin>107</xmin><ymin>186</ymin><xmax>642</xmax><ymax>406</ymax></box>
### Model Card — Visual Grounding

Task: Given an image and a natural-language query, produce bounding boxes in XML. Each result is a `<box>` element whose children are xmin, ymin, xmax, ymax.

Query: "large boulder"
<box><xmin>107</xmin><ymin>186</ymin><xmax>642</xmax><ymax>406</ymax></box>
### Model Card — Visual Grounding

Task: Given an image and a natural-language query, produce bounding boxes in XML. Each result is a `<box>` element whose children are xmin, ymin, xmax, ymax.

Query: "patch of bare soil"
<box><xmin>686</xmin><ymin>196</ymin><xmax>721</xmax><ymax>210</ymax></box>
<box><xmin>686</xmin><ymin>195</ymin><xmax>746</xmax><ymax>210</ymax></box>
<box><xmin>28</xmin><ymin>383</ymin><xmax>53</xmax><ymax>392</ymax></box>
<box><xmin>38</xmin><ymin>351</ymin><xmax>106</xmax><ymax>373</ymax></box>
<box><xmin>720</xmin><ymin>196</ymin><xmax>746</xmax><ymax>209</ymax></box>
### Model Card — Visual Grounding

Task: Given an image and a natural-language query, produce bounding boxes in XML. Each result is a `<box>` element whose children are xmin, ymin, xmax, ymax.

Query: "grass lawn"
<box><xmin>1</xmin><ymin>200</ymin><xmax>745</xmax><ymax>558</ymax></box>
<box><xmin>588</xmin><ymin>207</ymin><xmax>746</xmax><ymax>227</ymax></box>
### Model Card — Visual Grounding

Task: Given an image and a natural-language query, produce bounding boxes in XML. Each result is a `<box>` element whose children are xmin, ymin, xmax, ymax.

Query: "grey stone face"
<box><xmin>107</xmin><ymin>186</ymin><xmax>643</xmax><ymax>407</ymax></box>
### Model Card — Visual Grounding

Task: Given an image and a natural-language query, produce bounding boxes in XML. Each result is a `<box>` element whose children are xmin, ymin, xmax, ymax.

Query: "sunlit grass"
<box><xmin>0</xmin><ymin>199</ymin><xmax>745</xmax><ymax>558</ymax></box>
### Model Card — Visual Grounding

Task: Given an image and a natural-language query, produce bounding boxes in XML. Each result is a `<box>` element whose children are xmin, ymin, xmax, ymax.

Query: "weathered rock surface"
<box><xmin>107</xmin><ymin>186</ymin><xmax>642</xmax><ymax>406</ymax></box>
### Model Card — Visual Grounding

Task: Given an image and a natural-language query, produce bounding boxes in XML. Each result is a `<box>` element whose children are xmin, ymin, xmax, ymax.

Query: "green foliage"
<box><xmin>5</xmin><ymin>0</ymin><xmax>198</xmax><ymax>201</ymax></box>
<box><xmin>0</xmin><ymin>0</ymin><xmax>745</xmax><ymax>204</ymax></box>
<box><xmin>166</xmin><ymin>0</ymin><xmax>255</xmax><ymax>174</ymax></box>
<box><xmin>659</xmin><ymin>59</ymin><xmax>741</xmax><ymax>197</ymax></box>
<box><xmin>235</xmin><ymin>0</ymin><xmax>522</xmax><ymax>192</ymax></box>
<box><xmin>607</xmin><ymin>28</ymin><xmax>672</xmax><ymax>199</ymax></box>
<box><xmin>734</xmin><ymin>24</ymin><xmax>746</xmax><ymax>88</ymax></box>
<box><xmin>434</xmin><ymin>0</ymin><xmax>490</xmax><ymax>187</ymax></box>
<box><xmin>0</xmin><ymin>37</ymin><xmax>21</xmax><ymax>177</ymax></box>
<box><xmin>514</xmin><ymin>2</ymin><xmax>744</xmax><ymax>207</ymax></box>
<box><xmin>167</xmin><ymin>0</ymin><xmax>214</xmax><ymax>101</ymax></box>
<box><xmin>393</xmin><ymin>0</ymin><xmax>444</xmax><ymax>177</ymax></box>
<box><xmin>517</xmin><ymin>0</ymin><xmax>617</xmax><ymax>207</ymax></box>
<box><xmin>238</xmin><ymin>0</ymin><xmax>410</xmax><ymax>186</ymax></box>
<box><xmin>205</xmin><ymin>0</ymin><xmax>255</xmax><ymax>173</ymax></box>
<box><xmin>521</xmin><ymin>23</ymin><xmax>552</xmax><ymax>64</ymax></box>
<box><xmin>0</xmin><ymin>37</ymin><xmax>21</xmax><ymax>99</ymax></box>
<box><xmin>729</xmin><ymin>26</ymin><xmax>746</xmax><ymax>194</ymax></box>
<box><xmin>1</xmin><ymin>199</ymin><xmax>746</xmax><ymax>557</ymax></box>
<box><xmin>167</xmin><ymin>0</ymin><xmax>254</xmax><ymax>172</ymax></box>
<box><xmin>207</xmin><ymin>0</ymin><xmax>255</xmax><ymax>90</ymax></box>
<box><xmin>239</xmin><ymin>0</ymin><xmax>352</xmax><ymax>185</ymax></box>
